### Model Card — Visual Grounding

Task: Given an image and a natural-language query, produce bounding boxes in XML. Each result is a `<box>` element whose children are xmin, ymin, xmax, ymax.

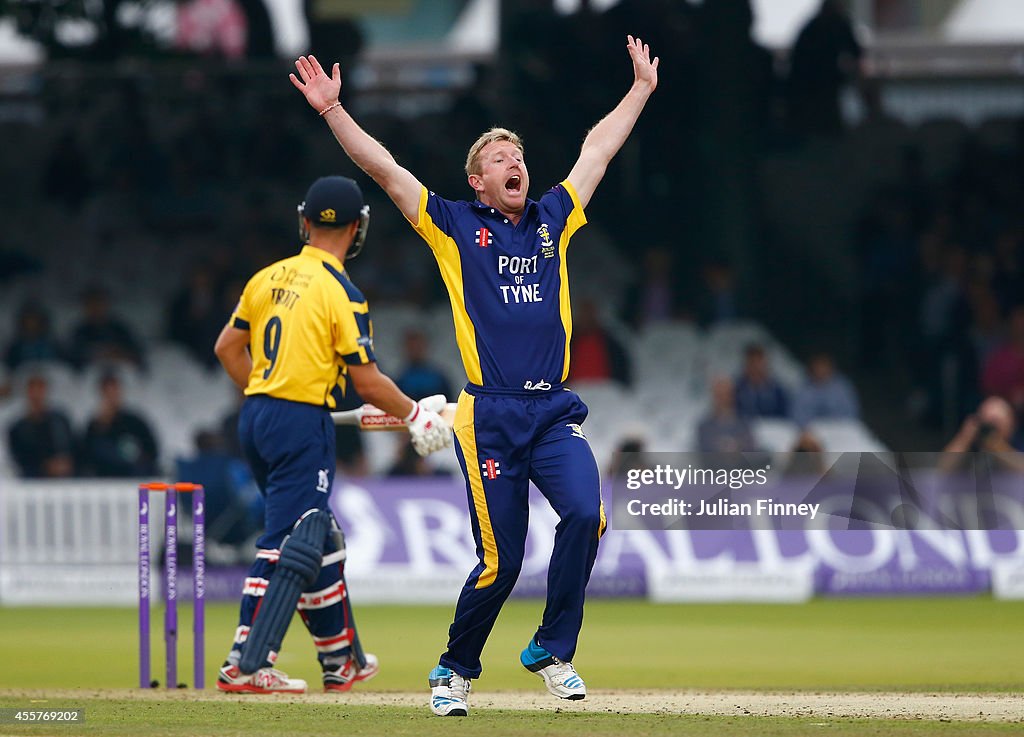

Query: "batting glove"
<box><xmin>418</xmin><ymin>393</ymin><xmax>448</xmax><ymax>414</ymax></box>
<box><xmin>406</xmin><ymin>400</ymin><xmax>453</xmax><ymax>456</ymax></box>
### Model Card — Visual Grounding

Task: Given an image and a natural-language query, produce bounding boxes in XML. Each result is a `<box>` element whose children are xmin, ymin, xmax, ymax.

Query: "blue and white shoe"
<box><xmin>520</xmin><ymin>638</ymin><xmax>586</xmax><ymax>700</ymax></box>
<box><xmin>428</xmin><ymin>665</ymin><xmax>471</xmax><ymax>716</ymax></box>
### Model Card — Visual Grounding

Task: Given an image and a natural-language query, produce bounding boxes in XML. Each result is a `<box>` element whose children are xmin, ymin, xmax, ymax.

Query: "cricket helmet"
<box><xmin>298</xmin><ymin>176</ymin><xmax>370</xmax><ymax>259</ymax></box>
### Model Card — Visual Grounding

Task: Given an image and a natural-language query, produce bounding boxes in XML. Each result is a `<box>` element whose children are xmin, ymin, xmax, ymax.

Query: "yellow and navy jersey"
<box><xmin>229</xmin><ymin>245</ymin><xmax>374</xmax><ymax>408</ymax></box>
<box><xmin>409</xmin><ymin>180</ymin><xmax>586</xmax><ymax>389</ymax></box>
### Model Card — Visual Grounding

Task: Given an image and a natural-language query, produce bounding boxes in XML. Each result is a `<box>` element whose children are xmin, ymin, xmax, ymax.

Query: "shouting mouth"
<box><xmin>505</xmin><ymin>174</ymin><xmax>522</xmax><ymax>193</ymax></box>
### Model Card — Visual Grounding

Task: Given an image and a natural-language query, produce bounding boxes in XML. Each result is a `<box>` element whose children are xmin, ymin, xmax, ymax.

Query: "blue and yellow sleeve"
<box><xmin>333</xmin><ymin>297</ymin><xmax>375</xmax><ymax>366</ymax></box>
<box><xmin>560</xmin><ymin>179</ymin><xmax>587</xmax><ymax>242</ymax></box>
<box><xmin>544</xmin><ymin>180</ymin><xmax>587</xmax><ymax>244</ymax></box>
<box><xmin>408</xmin><ymin>186</ymin><xmax>458</xmax><ymax>253</ymax></box>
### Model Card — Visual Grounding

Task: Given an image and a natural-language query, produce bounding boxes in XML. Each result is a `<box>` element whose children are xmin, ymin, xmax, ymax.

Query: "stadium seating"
<box><xmin>0</xmin><ymin>306</ymin><xmax>886</xmax><ymax>479</ymax></box>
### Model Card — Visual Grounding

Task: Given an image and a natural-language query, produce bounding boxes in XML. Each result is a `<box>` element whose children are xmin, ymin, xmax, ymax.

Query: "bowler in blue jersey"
<box><xmin>291</xmin><ymin>34</ymin><xmax>659</xmax><ymax>716</ymax></box>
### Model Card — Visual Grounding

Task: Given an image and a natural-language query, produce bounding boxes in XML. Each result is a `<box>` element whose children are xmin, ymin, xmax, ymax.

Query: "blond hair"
<box><xmin>464</xmin><ymin>128</ymin><xmax>524</xmax><ymax>175</ymax></box>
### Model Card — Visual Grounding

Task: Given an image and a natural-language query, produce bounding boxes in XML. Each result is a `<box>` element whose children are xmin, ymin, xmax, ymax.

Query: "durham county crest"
<box><xmin>537</xmin><ymin>223</ymin><xmax>555</xmax><ymax>258</ymax></box>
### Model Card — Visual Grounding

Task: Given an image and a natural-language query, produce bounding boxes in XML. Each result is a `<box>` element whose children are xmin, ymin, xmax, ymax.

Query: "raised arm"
<box><xmin>290</xmin><ymin>55</ymin><xmax>424</xmax><ymax>224</ymax></box>
<box><xmin>567</xmin><ymin>35</ymin><xmax>659</xmax><ymax>209</ymax></box>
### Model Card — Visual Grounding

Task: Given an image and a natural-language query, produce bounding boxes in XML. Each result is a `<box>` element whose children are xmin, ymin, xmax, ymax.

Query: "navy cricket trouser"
<box><xmin>227</xmin><ymin>395</ymin><xmax>360</xmax><ymax>668</ymax></box>
<box><xmin>440</xmin><ymin>384</ymin><xmax>606</xmax><ymax>679</ymax></box>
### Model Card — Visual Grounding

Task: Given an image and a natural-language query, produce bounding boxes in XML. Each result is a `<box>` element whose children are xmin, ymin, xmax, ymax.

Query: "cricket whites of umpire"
<box><xmin>213</xmin><ymin>176</ymin><xmax>452</xmax><ymax>694</ymax></box>
<box><xmin>290</xmin><ymin>35</ymin><xmax>659</xmax><ymax>715</ymax></box>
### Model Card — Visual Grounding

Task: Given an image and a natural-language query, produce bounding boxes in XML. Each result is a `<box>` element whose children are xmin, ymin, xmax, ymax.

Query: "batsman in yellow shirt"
<box><xmin>213</xmin><ymin>176</ymin><xmax>452</xmax><ymax>694</ymax></box>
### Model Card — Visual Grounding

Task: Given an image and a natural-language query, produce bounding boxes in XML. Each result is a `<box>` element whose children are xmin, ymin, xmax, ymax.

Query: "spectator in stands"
<box><xmin>856</xmin><ymin>191</ymin><xmax>917</xmax><ymax>367</ymax></box>
<box><xmin>387</xmin><ymin>438</ymin><xmax>451</xmax><ymax>478</ymax></box>
<box><xmin>606</xmin><ymin>431</ymin><xmax>651</xmax><ymax>481</ymax></box>
<box><xmin>966</xmin><ymin>283</ymin><xmax>1004</xmax><ymax>380</ymax></box>
<box><xmin>948</xmin><ymin>279</ymin><xmax>1003</xmax><ymax>422</ymax></box>
<box><xmin>909</xmin><ymin>236</ymin><xmax>969</xmax><ymax>426</ymax></box>
<box><xmin>782</xmin><ymin>430</ymin><xmax>829</xmax><ymax>476</ymax></box>
<box><xmin>697</xmin><ymin>259</ymin><xmax>740</xmax><ymax>327</ymax></box>
<box><xmin>167</xmin><ymin>262</ymin><xmax>228</xmax><ymax>368</ymax></box>
<box><xmin>177</xmin><ymin>429</ymin><xmax>263</xmax><ymax>560</ymax></box>
<box><xmin>335</xmin><ymin>425</ymin><xmax>368</xmax><ymax>478</ymax></box>
<box><xmin>5</xmin><ymin>302</ymin><xmax>66</xmax><ymax>371</ymax></box>
<box><xmin>943</xmin><ymin>396</ymin><xmax>1018</xmax><ymax>455</ymax></box>
<box><xmin>396</xmin><ymin>328</ymin><xmax>454</xmax><ymax>401</ymax></box>
<box><xmin>919</xmin><ymin>246</ymin><xmax>969</xmax><ymax>361</ymax></box>
<box><xmin>791</xmin><ymin>352</ymin><xmax>860</xmax><ymax>427</ymax></box>
<box><xmin>68</xmin><ymin>286</ymin><xmax>146</xmax><ymax>371</ymax></box>
<box><xmin>621</xmin><ymin>247</ymin><xmax>685</xmax><ymax>329</ymax></box>
<box><xmin>568</xmin><ymin>297</ymin><xmax>632</xmax><ymax>387</ymax></box>
<box><xmin>175</xmin><ymin>0</ymin><xmax>247</xmax><ymax>60</ymax></box>
<box><xmin>940</xmin><ymin>396</ymin><xmax>1024</xmax><ymax>474</ymax></box>
<box><xmin>219</xmin><ymin>388</ymin><xmax>246</xmax><ymax>459</ymax></box>
<box><xmin>697</xmin><ymin>377</ymin><xmax>757</xmax><ymax>453</ymax></box>
<box><xmin>981</xmin><ymin>305</ymin><xmax>1024</xmax><ymax>408</ymax></box>
<box><xmin>7</xmin><ymin>374</ymin><xmax>77</xmax><ymax>478</ymax></box>
<box><xmin>80</xmin><ymin>371</ymin><xmax>159</xmax><ymax>477</ymax></box>
<box><xmin>734</xmin><ymin>343</ymin><xmax>789</xmax><ymax>418</ymax></box>
<box><xmin>785</xmin><ymin>0</ymin><xmax>863</xmax><ymax>136</ymax></box>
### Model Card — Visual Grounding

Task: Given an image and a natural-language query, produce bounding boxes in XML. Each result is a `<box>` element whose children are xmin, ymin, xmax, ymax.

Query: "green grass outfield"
<box><xmin>0</xmin><ymin>699</ymin><xmax>1021</xmax><ymax>737</ymax></box>
<box><xmin>1</xmin><ymin>598</ymin><xmax>1020</xmax><ymax>691</ymax></box>
<box><xmin>0</xmin><ymin>598</ymin><xmax>1021</xmax><ymax>735</ymax></box>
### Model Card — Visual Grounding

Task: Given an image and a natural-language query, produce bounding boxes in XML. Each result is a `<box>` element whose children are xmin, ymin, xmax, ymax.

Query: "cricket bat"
<box><xmin>331</xmin><ymin>399</ymin><xmax>457</xmax><ymax>431</ymax></box>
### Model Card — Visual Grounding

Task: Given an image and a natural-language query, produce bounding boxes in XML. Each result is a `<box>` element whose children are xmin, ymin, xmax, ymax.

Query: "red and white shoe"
<box><xmin>323</xmin><ymin>653</ymin><xmax>380</xmax><ymax>692</ymax></box>
<box><xmin>216</xmin><ymin>663</ymin><xmax>307</xmax><ymax>694</ymax></box>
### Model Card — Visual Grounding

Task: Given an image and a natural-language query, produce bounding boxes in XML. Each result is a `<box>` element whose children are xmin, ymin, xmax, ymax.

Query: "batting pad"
<box><xmin>239</xmin><ymin>510</ymin><xmax>330</xmax><ymax>674</ymax></box>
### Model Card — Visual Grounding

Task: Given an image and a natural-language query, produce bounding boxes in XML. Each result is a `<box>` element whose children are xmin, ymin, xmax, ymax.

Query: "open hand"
<box><xmin>627</xmin><ymin>35</ymin><xmax>659</xmax><ymax>92</ymax></box>
<box><xmin>289</xmin><ymin>55</ymin><xmax>342</xmax><ymax>113</ymax></box>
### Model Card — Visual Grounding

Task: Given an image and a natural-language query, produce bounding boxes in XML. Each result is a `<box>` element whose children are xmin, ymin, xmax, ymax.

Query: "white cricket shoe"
<box><xmin>323</xmin><ymin>653</ymin><xmax>380</xmax><ymax>692</ymax></box>
<box><xmin>216</xmin><ymin>663</ymin><xmax>307</xmax><ymax>694</ymax></box>
<box><xmin>520</xmin><ymin>638</ymin><xmax>586</xmax><ymax>700</ymax></box>
<box><xmin>428</xmin><ymin>665</ymin><xmax>471</xmax><ymax>716</ymax></box>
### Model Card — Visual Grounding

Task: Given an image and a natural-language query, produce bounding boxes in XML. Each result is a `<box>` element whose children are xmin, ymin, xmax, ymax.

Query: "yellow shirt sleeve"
<box><xmin>229</xmin><ymin>278</ymin><xmax>254</xmax><ymax>330</ymax></box>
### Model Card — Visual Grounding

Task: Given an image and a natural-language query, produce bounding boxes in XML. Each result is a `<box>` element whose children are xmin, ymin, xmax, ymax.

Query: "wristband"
<box><xmin>318</xmin><ymin>101</ymin><xmax>342</xmax><ymax>117</ymax></box>
<box><xmin>404</xmin><ymin>402</ymin><xmax>420</xmax><ymax>423</ymax></box>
